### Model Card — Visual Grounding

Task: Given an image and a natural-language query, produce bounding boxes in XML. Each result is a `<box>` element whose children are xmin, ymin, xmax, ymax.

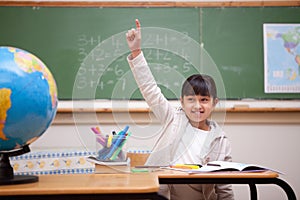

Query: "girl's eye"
<box><xmin>201</xmin><ymin>97</ymin><xmax>210</xmax><ymax>102</ymax></box>
<box><xmin>186</xmin><ymin>97</ymin><xmax>195</xmax><ymax>102</ymax></box>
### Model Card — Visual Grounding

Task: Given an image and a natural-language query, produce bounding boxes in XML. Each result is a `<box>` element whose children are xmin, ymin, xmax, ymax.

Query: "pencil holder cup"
<box><xmin>96</xmin><ymin>134</ymin><xmax>128</xmax><ymax>162</ymax></box>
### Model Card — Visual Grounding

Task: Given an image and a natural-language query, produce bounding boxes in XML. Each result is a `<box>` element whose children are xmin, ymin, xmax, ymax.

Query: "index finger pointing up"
<box><xmin>135</xmin><ymin>19</ymin><xmax>141</xmax><ymax>30</ymax></box>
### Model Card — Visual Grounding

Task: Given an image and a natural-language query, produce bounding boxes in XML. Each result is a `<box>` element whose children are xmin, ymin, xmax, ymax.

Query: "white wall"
<box><xmin>224</xmin><ymin>124</ymin><xmax>300</xmax><ymax>200</ymax></box>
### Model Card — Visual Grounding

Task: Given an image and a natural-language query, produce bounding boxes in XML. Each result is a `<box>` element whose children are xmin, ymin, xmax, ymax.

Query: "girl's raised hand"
<box><xmin>126</xmin><ymin>19</ymin><xmax>141</xmax><ymax>58</ymax></box>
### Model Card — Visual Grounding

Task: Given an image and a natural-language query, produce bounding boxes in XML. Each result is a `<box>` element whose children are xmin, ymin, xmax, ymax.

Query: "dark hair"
<box><xmin>181</xmin><ymin>74</ymin><xmax>217</xmax><ymax>99</ymax></box>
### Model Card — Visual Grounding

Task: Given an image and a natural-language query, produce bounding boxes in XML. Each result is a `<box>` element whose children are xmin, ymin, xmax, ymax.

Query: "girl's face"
<box><xmin>180</xmin><ymin>95</ymin><xmax>218</xmax><ymax>130</ymax></box>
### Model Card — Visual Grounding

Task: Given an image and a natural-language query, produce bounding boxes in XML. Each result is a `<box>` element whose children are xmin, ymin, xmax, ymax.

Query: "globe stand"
<box><xmin>0</xmin><ymin>145</ymin><xmax>38</xmax><ymax>185</ymax></box>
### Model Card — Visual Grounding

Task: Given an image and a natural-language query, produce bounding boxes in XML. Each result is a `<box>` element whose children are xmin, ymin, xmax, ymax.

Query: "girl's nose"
<box><xmin>194</xmin><ymin>101</ymin><xmax>201</xmax><ymax>108</ymax></box>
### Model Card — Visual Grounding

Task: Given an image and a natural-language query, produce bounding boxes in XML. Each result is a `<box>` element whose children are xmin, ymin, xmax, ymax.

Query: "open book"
<box><xmin>86</xmin><ymin>156</ymin><xmax>129</xmax><ymax>166</ymax></box>
<box><xmin>165</xmin><ymin>161</ymin><xmax>281</xmax><ymax>174</ymax></box>
<box><xmin>86</xmin><ymin>156</ymin><xmax>131</xmax><ymax>173</ymax></box>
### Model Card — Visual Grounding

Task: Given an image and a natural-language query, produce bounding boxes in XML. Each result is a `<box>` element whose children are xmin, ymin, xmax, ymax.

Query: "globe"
<box><xmin>0</xmin><ymin>46</ymin><xmax>58</xmax><ymax>184</ymax></box>
<box><xmin>0</xmin><ymin>46</ymin><xmax>58</xmax><ymax>152</ymax></box>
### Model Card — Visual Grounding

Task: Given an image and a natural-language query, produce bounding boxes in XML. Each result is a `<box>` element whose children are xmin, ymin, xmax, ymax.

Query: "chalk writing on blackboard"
<box><xmin>72</xmin><ymin>27</ymin><xmax>226</xmax><ymax>101</ymax></box>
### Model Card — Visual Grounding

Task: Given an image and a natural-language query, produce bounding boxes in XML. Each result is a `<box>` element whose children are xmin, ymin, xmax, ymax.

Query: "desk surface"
<box><xmin>157</xmin><ymin>169</ymin><xmax>279</xmax><ymax>179</ymax></box>
<box><xmin>0</xmin><ymin>174</ymin><xmax>159</xmax><ymax>196</ymax></box>
<box><xmin>0</xmin><ymin>171</ymin><xmax>295</xmax><ymax>200</ymax></box>
<box><xmin>156</xmin><ymin>170</ymin><xmax>296</xmax><ymax>200</ymax></box>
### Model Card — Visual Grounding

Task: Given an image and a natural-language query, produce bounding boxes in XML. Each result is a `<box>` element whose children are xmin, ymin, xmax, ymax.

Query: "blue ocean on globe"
<box><xmin>0</xmin><ymin>46</ymin><xmax>58</xmax><ymax>151</ymax></box>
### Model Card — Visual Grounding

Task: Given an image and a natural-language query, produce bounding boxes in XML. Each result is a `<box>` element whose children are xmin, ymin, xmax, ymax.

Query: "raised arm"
<box><xmin>125</xmin><ymin>19</ymin><xmax>175</xmax><ymax>123</ymax></box>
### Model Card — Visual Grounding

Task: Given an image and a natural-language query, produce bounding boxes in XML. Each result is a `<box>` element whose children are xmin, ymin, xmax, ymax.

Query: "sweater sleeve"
<box><xmin>127</xmin><ymin>52</ymin><xmax>175</xmax><ymax>123</ymax></box>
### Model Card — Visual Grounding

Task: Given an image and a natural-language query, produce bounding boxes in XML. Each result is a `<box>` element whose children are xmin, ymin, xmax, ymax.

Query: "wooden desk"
<box><xmin>0</xmin><ymin>174</ymin><xmax>160</xmax><ymax>200</ymax></box>
<box><xmin>157</xmin><ymin>170</ymin><xmax>296</xmax><ymax>200</ymax></box>
<box><xmin>0</xmin><ymin>171</ymin><xmax>296</xmax><ymax>200</ymax></box>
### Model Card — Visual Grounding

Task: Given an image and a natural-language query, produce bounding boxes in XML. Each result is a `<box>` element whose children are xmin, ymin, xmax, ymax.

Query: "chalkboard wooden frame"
<box><xmin>0</xmin><ymin>1</ymin><xmax>300</xmax><ymax>7</ymax></box>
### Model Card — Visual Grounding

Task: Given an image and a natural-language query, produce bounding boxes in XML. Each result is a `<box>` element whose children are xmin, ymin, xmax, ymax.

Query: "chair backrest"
<box><xmin>127</xmin><ymin>152</ymin><xmax>150</xmax><ymax>167</ymax></box>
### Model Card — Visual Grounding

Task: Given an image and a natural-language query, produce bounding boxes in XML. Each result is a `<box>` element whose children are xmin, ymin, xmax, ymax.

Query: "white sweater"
<box><xmin>128</xmin><ymin>52</ymin><xmax>234</xmax><ymax>200</ymax></box>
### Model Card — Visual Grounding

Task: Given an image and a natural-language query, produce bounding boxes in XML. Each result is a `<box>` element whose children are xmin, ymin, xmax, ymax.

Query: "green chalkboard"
<box><xmin>202</xmin><ymin>7</ymin><xmax>300</xmax><ymax>99</ymax></box>
<box><xmin>0</xmin><ymin>6</ymin><xmax>299</xmax><ymax>100</ymax></box>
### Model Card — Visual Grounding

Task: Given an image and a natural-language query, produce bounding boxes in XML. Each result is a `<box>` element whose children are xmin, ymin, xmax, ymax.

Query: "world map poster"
<box><xmin>263</xmin><ymin>24</ymin><xmax>300</xmax><ymax>93</ymax></box>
